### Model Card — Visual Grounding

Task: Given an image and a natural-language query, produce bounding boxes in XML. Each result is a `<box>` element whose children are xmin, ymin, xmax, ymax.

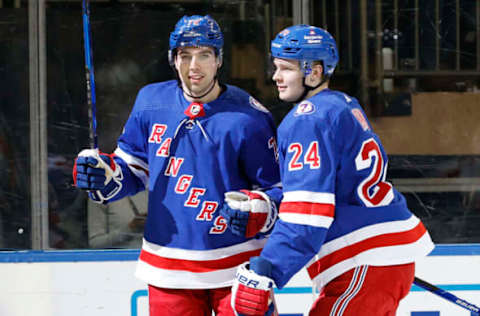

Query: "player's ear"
<box><xmin>312</xmin><ymin>63</ymin><xmax>323</xmax><ymax>80</ymax></box>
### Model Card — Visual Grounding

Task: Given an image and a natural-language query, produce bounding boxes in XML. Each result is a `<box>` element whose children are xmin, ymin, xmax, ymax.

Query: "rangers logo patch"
<box><xmin>351</xmin><ymin>108</ymin><xmax>370</xmax><ymax>131</ymax></box>
<box><xmin>294</xmin><ymin>101</ymin><xmax>315</xmax><ymax>116</ymax></box>
<box><xmin>249</xmin><ymin>96</ymin><xmax>269</xmax><ymax>113</ymax></box>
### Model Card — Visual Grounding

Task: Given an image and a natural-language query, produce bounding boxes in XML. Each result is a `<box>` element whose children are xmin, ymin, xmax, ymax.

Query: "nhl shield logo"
<box><xmin>351</xmin><ymin>108</ymin><xmax>370</xmax><ymax>131</ymax></box>
<box><xmin>294</xmin><ymin>101</ymin><xmax>315</xmax><ymax>116</ymax></box>
<box><xmin>190</xmin><ymin>104</ymin><xmax>201</xmax><ymax>115</ymax></box>
<box><xmin>249</xmin><ymin>96</ymin><xmax>269</xmax><ymax>113</ymax></box>
<box><xmin>185</xmin><ymin>102</ymin><xmax>205</xmax><ymax>119</ymax></box>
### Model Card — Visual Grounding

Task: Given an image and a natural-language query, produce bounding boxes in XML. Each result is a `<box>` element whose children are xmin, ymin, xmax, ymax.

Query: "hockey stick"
<box><xmin>414</xmin><ymin>277</ymin><xmax>480</xmax><ymax>315</ymax></box>
<box><xmin>82</xmin><ymin>0</ymin><xmax>98</xmax><ymax>149</ymax></box>
<box><xmin>80</xmin><ymin>1</ymin><xmax>122</xmax><ymax>192</ymax></box>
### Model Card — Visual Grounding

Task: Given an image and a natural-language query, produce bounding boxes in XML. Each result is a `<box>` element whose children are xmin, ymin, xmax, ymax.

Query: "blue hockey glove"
<box><xmin>231</xmin><ymin>256</ymin><xmax>277</xmax><ymax>316</ymax></box>
<box><xmin>220</xmin><ymin>190</ymin><xmax>278</xmax><ymax>238</ymax></box>
<box><xmin>73</xmin><ymin>149</ymin><xmax>123</xmax><ymax>204</ymax></box>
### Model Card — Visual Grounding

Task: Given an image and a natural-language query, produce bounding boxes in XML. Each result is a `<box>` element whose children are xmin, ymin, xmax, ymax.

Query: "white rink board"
<box><xmin>1</xmin><ymin>246</ymin><xmax>480</xmax><ymax>316</ymax></box>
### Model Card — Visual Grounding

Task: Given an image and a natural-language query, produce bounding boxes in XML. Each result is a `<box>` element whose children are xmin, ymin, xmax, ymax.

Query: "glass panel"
<box><xmin>46</xmin><ymin>2</ymin><xmax>89</xmax><ymax>249</ymax></box>
<box><xmin>37</xmin><ymin>0</ymin><xmax>480</xmax><ymax>247</ymax></box>
<box><xmin>0</xmin><ymin>3</ymin><xmax>31</xmax><ymax>249</ymax></box>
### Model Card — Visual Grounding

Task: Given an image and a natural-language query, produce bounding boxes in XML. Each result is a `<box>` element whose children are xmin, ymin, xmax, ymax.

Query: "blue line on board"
<box><xmin>0</xmin><ymin>249</ymin><xmax>140</xmax><ymax>262</ymax></box>
<box><xmin>1</xmin><ymin>244</ymin><xmax>480</xmax><ymax>263</ymax></box>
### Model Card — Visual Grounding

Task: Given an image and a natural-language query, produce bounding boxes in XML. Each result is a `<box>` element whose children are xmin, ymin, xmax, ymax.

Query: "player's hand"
<box><xmin>73</xmin><ymin>149</ymin><xmax>123</xmax><ymax>203</ymax></box>
<box><xmin>231</xmin><ymin>256</ymin><xmax>276</xmax><ymax>316</ymax></box>
<box><xmin>220</xmin><ymin>190</ymin><xmax>278</xmax><ymax>238</ymax></box>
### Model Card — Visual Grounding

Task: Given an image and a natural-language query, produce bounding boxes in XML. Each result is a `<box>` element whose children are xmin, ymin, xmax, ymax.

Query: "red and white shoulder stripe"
<box><xmin>279</xmin><ymin>190</ymin><xmax>335</xmax><ymax>228</ymax></box>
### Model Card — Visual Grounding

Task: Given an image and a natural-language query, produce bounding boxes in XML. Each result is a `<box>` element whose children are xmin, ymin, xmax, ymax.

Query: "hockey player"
<box><xmin>73</xmin><ymin>15</ymin><xmax>281</xmax><ymax>316</ymax></box>
<box><xmin>224</xmin><ymin>25</ymin><xmax>435</xmax><ymax>315</ymax></box>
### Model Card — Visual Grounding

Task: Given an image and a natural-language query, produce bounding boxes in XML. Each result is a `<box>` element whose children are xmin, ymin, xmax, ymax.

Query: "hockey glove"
<box><xmin>231</xmin><ymin>256</ymin><xmax>277</xmax><ymax>316</ymax></box>
<box><xmin>220</xmin><ymin>190</ymin><xmax>278</xmax><ymax>238</ymax></box>
<box><xmin>73</xmin><ymin>149</ymin><xmax>123</xmax><ymax>204</ymax></box>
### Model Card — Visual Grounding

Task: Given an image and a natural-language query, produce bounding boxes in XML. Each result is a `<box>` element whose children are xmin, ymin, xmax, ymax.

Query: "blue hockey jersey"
<box><xmin>261</xmin><ymin>89</ymin><xmax>434</xmax><ymax>289</ymax></box>
<box><xmin>110</xmin><ymin>80</ymin><xmax>281</xmax><ymax>288</ymax></box>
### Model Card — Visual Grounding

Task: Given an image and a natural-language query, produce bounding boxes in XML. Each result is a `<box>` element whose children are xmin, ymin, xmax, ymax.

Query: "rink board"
<box><xmin>0</xmin><ymin>245</ymin><xmax>479</xmax><ymax>316</ymax></box>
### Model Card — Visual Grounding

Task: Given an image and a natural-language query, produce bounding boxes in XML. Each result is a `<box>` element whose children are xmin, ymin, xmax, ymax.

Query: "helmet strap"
<box><xmin>292</xmin><ymin>75</ymin><xmax>328</xmax><ymax>104</ymax></box>
<box><xmin>183</xmin><ymin>76</ymin><xmax>218</xmax><ymax>100</ymax></box>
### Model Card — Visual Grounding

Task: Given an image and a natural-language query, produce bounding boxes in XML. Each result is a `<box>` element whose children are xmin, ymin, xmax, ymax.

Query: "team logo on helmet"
<box><xmin>279</xmin><ymin>29</ymin><xmax>290</xmax><ymax>36</ymax></box>
<box><xmin>189</xmin><ymin>18</ymin><xmax>201</xmax><ymax>26</ymax></box>
<box><xmin>351</xmin><ymin>108</ymin><xmax>370</xmax><ymax>131</ymax></box>
<box><xmin>294</xmin><ymin>101</ymin><xmax>315</xmax><ymax>116</ymax></box>
<box><xmin>249</xmin><ymin>96</ymin><xmax>269</xmax><ymax>113</ymax></box>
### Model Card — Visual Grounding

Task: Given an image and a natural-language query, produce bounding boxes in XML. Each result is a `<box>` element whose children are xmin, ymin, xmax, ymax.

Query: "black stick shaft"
<box><xmin>82</xmin><ymin>0</ymin><xmax>98</xmax><ymax>149</ymax></box>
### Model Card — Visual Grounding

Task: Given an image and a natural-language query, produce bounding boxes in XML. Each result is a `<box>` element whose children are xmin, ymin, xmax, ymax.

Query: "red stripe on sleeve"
<box><xmin>280</xmin><ymin>201</ymin><xmax>335</xmax><ymax>217</ymax></box>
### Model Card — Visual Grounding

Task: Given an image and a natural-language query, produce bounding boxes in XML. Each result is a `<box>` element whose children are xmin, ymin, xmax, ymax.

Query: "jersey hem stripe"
<box><xmin>307</xmin><ymin>221</ymin><xmax>427</xmax><ymax>277</ymax></box>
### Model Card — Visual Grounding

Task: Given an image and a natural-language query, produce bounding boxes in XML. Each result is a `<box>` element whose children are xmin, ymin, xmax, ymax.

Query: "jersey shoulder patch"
<box><xmin>294</xmin><ymin>100</ymin><xmax>316</xmax><ymax>116</ymax></box>
<box><xmin>351</xmin><ymin>108</ymin><xmax>370</xmax><ymax>131</ymax></box>
<box><xmin>249</xmin><ymin>96</ymin><xmax>269</xmax><ymax>113</ymax></box>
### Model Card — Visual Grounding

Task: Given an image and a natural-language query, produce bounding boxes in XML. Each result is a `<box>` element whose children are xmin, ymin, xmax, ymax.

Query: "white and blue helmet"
<box><xmin>271</xmin><ymin>25</ymin><xmax>338</xmax><ymax>76</ymax></box>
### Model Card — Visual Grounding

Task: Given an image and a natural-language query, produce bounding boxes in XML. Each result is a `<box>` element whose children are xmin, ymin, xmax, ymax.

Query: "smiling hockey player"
<box><xmin>224</xmin><ymin>25</ymin><xmax>435</xmax><ymax>316</ymax></box>
<box><xmin>74</xmin><ymin>15</ymin><xmax>281</xmax><ymax>316</ymax></box>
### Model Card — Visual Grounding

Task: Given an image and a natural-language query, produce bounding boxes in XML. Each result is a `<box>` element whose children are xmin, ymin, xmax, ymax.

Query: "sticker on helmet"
<box><xmin>294</xmin><ymin>101</ymin><xmax>315</xmax><ymax>116</ymax></box>
<box><xmin>188</xmin><ymin>18</ymin><xmax>202</xmax><ymax>26</ymax></box>
<box><xmin>249</xmin><ymin>97</ymin><xmax>269</xmax><ymax>113</ymax></box>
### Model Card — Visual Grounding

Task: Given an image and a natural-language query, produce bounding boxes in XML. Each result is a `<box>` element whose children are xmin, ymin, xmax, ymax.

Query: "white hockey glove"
<box><xmin>73</xmin><ymin>149</ymin><xmax>123</xmax><ymax>204</ymax></box>
<box><xmin>231</xmin><ymin>256</ymin><xmax>277</xmax><ymax>316</ymax></box>
<box><xmin>220</xmin><ymin>190</ymin><xmax>278</xmax><ymax>238</ymax></box>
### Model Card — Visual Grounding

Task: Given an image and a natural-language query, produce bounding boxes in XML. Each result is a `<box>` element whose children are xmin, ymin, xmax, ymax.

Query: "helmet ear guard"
<box><xmin>301</xmin><ymin>60</ymin><xmax>314</xmax><ymax>75</ymax></box>
<box><xmin>168</xmin><ymin>49</ymin><xmax>175</xmax><ymax>66</ymax></box>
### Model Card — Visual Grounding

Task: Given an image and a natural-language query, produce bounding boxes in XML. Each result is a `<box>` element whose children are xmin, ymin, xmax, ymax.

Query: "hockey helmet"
<box><xmin>271</xmin><ymin>25</ymin><xmax>338</xmax><ymax>76</ymax></box>
<box><xmin>169</xmin><ymin>15</ymin><xmax>224</xmax><ymax>65</ymax></box>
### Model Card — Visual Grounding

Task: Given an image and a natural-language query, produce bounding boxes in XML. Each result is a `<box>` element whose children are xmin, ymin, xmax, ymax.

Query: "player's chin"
<box><xmin>190</xmin><ymin>86</ymin><xmax>207</xmax><ymax>97</ymax></box>
<box><xmin>278</xmin><ymin>92</ymin><xmax>296</xmax><ymax>103</ymax></box>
